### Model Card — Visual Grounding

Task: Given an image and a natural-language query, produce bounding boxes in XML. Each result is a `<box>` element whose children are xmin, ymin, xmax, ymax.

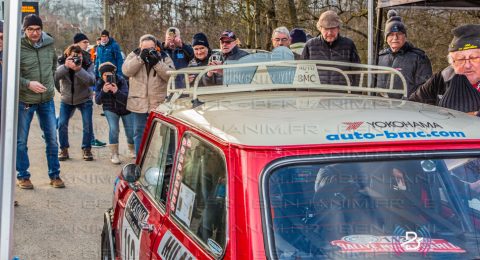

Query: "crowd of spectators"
<box><xmin>9</xmin><ymin>12</ymin><xmax>480</xmax><ymax>189</ymax></box>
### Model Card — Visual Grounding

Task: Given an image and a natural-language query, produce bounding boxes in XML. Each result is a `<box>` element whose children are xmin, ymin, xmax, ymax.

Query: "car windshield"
<box><xmin>265</xmin><ymin>157</ymin><xmax>480</xmax><ymax>259</ymax></box>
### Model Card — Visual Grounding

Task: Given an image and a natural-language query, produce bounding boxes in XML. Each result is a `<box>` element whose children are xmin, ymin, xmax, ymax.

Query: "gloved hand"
<box><xmin>147</xmin><ymin>51</ymin><xmax>160</xmax><ymax>65</ymax></box>
<box><xmin>140</xmin><ymin>48</ymin><xmax>149</xmax><ymax>63</ymax></box>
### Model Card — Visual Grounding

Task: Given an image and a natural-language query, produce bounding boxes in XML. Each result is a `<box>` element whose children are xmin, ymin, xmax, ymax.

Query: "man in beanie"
<box><xmin>17</xmin><ymin>14</ymin><xmax>65</xmax><ymax>189</ymax></box>
<box><xmin>188</xmin><ymin>33</ymin><xmax>211</xmax><ymax>86</ymax></box>
<box><xmin>290</xmin><ymin>28</ymin><xmax>307</xmax><ymax>56</ymax></box>
<box><xmin>302</xmin><ymin>10</ymin><xmax>360</xmax><ymax>85</ymax></box>
<box><xmin>377</xmin><ymin>10</ymin><xmax>432</xmax><ymax>99</ymax></box>
<box><xmin>161</xmin><ymin>27</ymin><xmax>193</xmax><ymax>88</ymax></box>
<box><xmin>94</xmin><ymin>29</ymin><xmax>124</xmax><ymax>79</ymax></box>
<box><xmin>410</xmin><ymin>24</ymin><xmax>480</xmax><ymax>115</ymax></box>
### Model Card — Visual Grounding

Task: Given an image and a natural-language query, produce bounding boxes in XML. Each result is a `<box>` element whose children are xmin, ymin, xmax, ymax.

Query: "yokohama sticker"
<box><xmin>158</xmin><ymin>231</ymin><xmax>196</xmax><ymax>260</ymax></box>
<box><xmin>331</xmin><ymin>235</ymin><xmax>465</xmax><ymax>253</ymax></box>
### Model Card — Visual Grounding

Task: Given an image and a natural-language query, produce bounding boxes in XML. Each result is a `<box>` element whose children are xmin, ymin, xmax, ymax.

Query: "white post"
<box><xmin>368</xmin><ymin>0</ymin><xmax>374</xmax><ymax>88</ymax></box>
<box><xmin>0</xmin><ymin>0</ymin><xmax>22</xmax><ymax>259</ymax></box>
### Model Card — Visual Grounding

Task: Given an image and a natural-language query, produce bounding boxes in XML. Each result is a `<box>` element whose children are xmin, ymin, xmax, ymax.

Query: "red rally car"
<box><xmin>102</xmin><ymin>59</ymin><xmax>480</xmax><ymax>259</ymax></box>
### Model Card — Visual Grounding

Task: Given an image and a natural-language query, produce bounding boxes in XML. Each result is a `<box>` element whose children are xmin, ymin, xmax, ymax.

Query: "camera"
<box><xmin>208</xmin><ymin>53</ymin><xmax>224</xmax><ymax>63</ymax></box>
<box><xmin>168</xmin><ymin>28</ymin><xmax>176</xmax><ymax>37</ymax></box>
<box><xmin>147</xmin><ymin>48</ymin><xmax>158</xmax><ymax>57</ymax></box>
<box><xmin>72</xmin><ymin>56</ymin><xmax>82</xmax><ymax>66</ymax></box>
<box><xmin>106</xmin><ymin>74</ymin><xmax>116</xmax><ymax>84</ymax></box>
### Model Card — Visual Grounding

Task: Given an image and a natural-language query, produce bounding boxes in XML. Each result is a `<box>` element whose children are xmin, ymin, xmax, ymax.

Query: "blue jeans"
<box><xmin>58</xmin><ymin>100</ymin><xmax>93</xmax><ymax>149</ymax></box>
<box><xmin>104</xmin><ymin>110</ymin><xmax>134</xmax><ymax>145</ymax></box>
<box><xmin>132</xmin><ymin>112</ymin><xmax>148</xmax><ymax>155</ymax></box>
<box><xmin>17</xmin><ymin>100</ymin><xmax>60</xmax><ymax>180</ymax></box>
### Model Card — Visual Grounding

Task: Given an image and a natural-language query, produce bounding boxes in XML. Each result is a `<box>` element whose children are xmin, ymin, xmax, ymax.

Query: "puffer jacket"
<box><xmin>19</xmin><ymin>32</ymin><xmax>57</xmax><ymax>104</ymax></box>
<box><xmin>54</xmin><ymin>62</ymin><xmax>95</xmax><ymax>105</ymax></box>
<box><xmin>95</xmin><ymin>37</ymin><xmax>124</xmax><ymax>78</ymax></box>
<box><xmin>378</xmin><ymin>42</ymin><xmax>432</xmax><ymax>98</ymax></box>
<box><xmin>123</xmin><ymin>51</ymin><xmax>175</xmax><ymax>113</ymax></box>
<box><xmin>302</xmin><ymin>35</ymin><xmax>360</xmax><ymax>85</ymax></box>
<box><xmin>409</xmin><ymin>66</ymin><xmax>480</xmax><ymax>113</ymax></box>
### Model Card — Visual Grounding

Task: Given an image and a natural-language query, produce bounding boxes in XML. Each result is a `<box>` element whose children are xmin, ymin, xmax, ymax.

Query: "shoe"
<box><xmin>58</xmin><ymin>148</ymin><xmax>69</xmax><ymax>161</ymax></box>
<box><xmin>91</xmin><ymin>139</ymin><xmax>106</xmax><ymax>147</ymax></box>
<box><xmin>109</xmin><ymin>144</ymin><xmax>121</xmax><ymax>164</ymax></box>
<box><xmin>50</xmin><ymin>178</ymin><xmax>65</xmax><ymax>188</ymax></box>
<box><xmin>127</xmin><ymin>143</ymin><xmax>136</xmax><ymax>159</ymax></box>
<box><xmin>17</xmin><ymin>179</ymin><xmax>34</xmax><ymax>189</ymax></box>
<box><xmin>83</xmin><ymin>147</ymin><xmax>94</xmax><ymax>161</ymax></box>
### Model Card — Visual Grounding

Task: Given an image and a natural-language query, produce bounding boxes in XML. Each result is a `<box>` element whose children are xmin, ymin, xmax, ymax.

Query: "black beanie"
<box><xmin>23</xmin><ymin>14</ymin><xmax>43</xmax><ymax>29</ymax></box>
<box><xmin>384</xmin><ymin>10</ymin><xmax>406</xmax><ymax>38</ymax></box>
<box><xmin>290</xmin><ymin>28</ymin><xmax>307</xmax><ymax>44</ymax></box>
<box><xmin>73</xmin><ymin>33</ymin><xmax>88</xmax><ymax>44</ymax></box>
<box><xmin>99</xmin><ymin>62</ymin><xmax>116</xmax><ymax>76</ymax></box>
<box><xmin>101</xmin><ymin>30</ymin><xmax>109</xmax><ymax>37</ymax></box>
<box><xmin>192</xmin><ymin>33</ymin><xmax>209</xmax><ymax>48</ymax></box>
<box><xmin>449</xmin><ymin>24</ymin><xmax>480</xmax><ymax>52</ymax></box>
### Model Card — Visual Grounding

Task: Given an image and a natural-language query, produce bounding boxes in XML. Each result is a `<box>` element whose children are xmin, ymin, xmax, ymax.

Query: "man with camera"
<box><xmin>204</xmin><ymin>30</ymin><xmax>249</xmax><ymax>85</ymax></box>
<box><xmin>123</xmin><ymin>34</ymin><xmax>174</xmax><ymax>155</ymax></box>
<box><xmin>161</xmin><ymin>27</ymin><xmax>193</xmax><ymax>88</ymax></box>
<box><xmin>55</xmin><ymin>44</ymin><xmax>96</xmax><ymax>161</ymax></box>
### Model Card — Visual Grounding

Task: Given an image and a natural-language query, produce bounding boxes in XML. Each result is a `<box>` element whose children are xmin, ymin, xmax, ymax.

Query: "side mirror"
<box><xmin>122</xmin><ymin>163</ymin><xmax>141</xmax><ymax>183</ymax></box>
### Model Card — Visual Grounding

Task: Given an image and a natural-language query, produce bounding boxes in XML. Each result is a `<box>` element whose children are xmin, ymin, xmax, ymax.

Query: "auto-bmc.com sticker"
<box><xmin>331</xmin><ymin>226</ymin><xmax>465</xmax><ymax>255</ymax></box>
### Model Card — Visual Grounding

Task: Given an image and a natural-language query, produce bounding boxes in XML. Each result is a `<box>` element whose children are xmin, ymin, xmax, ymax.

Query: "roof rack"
<box><xmin>166</xmin><ymin>60</ymin><xmax>407</xmax><ymax>100</ymax></box>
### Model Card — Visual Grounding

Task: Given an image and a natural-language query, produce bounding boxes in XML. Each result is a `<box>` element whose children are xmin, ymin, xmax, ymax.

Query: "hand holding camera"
<box><xmin>65</xmin><ymin>55</ymin><xmax>82</xmax><ymax>71</ymax></box>
<box><xmin>140</xmin><ymin>48</ymin><xmax>160</xmax><ymax>65</ymax></box>
<box><xmin>103</xmin><ymin>74</ymin><xmax>118</xmax><ymax>93</ymax></box>
<box><xmin>207</xmin><ymin>53</ymin><xmax>224</xmax><ymax>77</ymax></box>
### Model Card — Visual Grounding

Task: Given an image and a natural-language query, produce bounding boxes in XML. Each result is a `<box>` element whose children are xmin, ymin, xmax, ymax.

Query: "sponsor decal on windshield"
<box><xmin>331</xmin><ymin>229</ymin><xmax>465</xmax><ymax>254</ymax></box>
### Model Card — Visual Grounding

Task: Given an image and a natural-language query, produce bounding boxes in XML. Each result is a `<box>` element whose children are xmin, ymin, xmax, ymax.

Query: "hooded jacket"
<box><xmin>378</xmin><ymin>42</ymin><xmax>432</xmax><ymax>98</ymax></box>
<box><xmin>122</xmin><ymin>50</ymin><xmax>175</xmax><ymax>113</ymax></box>
<box><xmin>302</xmin><ymin>35</ymin><xmax>360</xmax><ymax>85</ymax></box>
<box><xmin>19</xmin><ymin>32</ymin><xmax>57</xmax><ymax>104</ymax></box>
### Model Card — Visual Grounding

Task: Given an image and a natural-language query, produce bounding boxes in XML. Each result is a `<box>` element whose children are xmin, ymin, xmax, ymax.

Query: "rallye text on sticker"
<box><xmin>121</xmin><ymin>192</ymin><xmax>149</xmax><ymax>259</ymax></box>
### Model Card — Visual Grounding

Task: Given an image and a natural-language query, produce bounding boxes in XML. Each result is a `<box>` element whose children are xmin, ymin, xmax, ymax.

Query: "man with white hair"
<box><xmin>271</xmin><ymin>26</ymin><xmax>291</xmax><ymax>49</ymax></box>
<box><xmin>302</xmin><ymin>10</ymin><xmax>360</xmax><ymax>85</ymax></box>
<box><xmin>410</xmin><ymin>24</ymin><xmax>480</xmax><ymax>114</ymax></box>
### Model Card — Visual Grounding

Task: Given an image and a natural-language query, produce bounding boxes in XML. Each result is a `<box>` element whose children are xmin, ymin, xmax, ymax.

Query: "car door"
<box><xmin>151</xmin><ymin>132</ymin><xmax>228</xmax><ymax>259</ymax></box>
<box><xmin>119</xmin><ymin>120</ymin><xmax>177</xmax><ymax>259</ymax></box>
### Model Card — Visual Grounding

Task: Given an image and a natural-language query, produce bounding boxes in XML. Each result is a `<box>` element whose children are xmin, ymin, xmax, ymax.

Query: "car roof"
<box><xmin>156</xmin><ymin>60</ymin><xmax>480</xmax><ymax>146</ymax></box>
<box><xmin>155</xmin><ymin>91</ymin><xmax>480</xmax><ymax>146</ymax></box>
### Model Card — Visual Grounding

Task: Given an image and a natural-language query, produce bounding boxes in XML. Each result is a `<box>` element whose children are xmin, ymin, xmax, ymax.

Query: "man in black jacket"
<box><xmin>409</xmin><ymin>24</ymin><xmax>480</xmax><ymax>114</ymax></box>
<box><xmin>204</xmin><ymin>30</ymin><xmax>249</xmax><ymax>85</ymax></box>
<box><xmin>302</xmin><ymin>10</ymin><xmax>360</xmax><ymax>86</ymax></box>
<box><xmin>377</xmin><ymin>10</ymin><xmax>432</xmax><ymax>99</ymax></box>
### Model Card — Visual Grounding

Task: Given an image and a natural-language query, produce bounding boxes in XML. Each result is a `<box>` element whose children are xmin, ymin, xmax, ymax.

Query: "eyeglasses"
<box><xmin>452</xmin><ymin>57</ymin><xmax>480</xmax><ymax>66</ymax></box>
<box><xmin>273</xmin><ymin>38</ymin><xmax>289</xmax><ymax>42</ymax></box>
<box><xmin>25</xmin><ymin>27</ymin><xmax>42</xmax><ymax>33</ymax></box>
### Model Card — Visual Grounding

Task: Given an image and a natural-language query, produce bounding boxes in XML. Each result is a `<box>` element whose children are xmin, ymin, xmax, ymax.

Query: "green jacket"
<box><xmin>19</xmin><ymin>32</ymin><xmax>57</xmax><ymax>104</ymax></box>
